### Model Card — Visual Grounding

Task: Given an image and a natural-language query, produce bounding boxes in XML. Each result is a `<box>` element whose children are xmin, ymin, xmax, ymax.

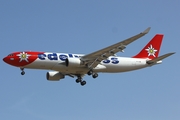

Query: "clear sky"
<box><xmin>0</xmin><ymin>0</ymin><xmax>179</xmax><ymax>120</ymax></box>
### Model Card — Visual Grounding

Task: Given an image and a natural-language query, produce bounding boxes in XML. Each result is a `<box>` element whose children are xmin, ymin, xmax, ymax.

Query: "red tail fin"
<box><xmin>133</xmin><ymin>34</ymin><xmax>163</xmax><ymax>59</ymax></box>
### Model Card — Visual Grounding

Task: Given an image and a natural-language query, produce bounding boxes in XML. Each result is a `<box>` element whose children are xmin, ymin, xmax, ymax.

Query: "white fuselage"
<box><xmin>23</xmin><ymin>53</ymin><xmax>150</xmax><ymax>75</ymax></box>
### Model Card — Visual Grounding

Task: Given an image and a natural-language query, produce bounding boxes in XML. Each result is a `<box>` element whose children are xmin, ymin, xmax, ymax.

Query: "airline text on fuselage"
<box><xmin>38</xmin><ymin>53</ymin><xmax>120</xmax><ymax>64</ymax></box>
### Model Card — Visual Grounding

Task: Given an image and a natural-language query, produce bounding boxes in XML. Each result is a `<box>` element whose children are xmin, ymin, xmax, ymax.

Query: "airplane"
<box><xmin>3</xmin><ymin>27</ymin><xmax>175</xmax><ymax>86</ymax></box>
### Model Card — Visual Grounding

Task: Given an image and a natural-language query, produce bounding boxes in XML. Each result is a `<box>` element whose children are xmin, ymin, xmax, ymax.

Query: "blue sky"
<box><xmin>0</xmin><ymin>0</ymin><xmax>179</xmax><ymax>120</ymax></box>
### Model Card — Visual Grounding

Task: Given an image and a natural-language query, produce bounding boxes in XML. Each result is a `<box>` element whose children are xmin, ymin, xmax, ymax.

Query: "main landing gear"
<box><xmin>87</xmin><ymin>70</ymin><xmax>98</xmax><ymax>79</ymax></box>
<box><xmin>92</xmin><ymin>73</ymin><xmax>98</xmax><ymax>78</ymax></box>
<box><xmin>20</xmin><ymin>68</ymin><xmax>25</xmax><ymax>75</ymax></box>
<box><xmin>74</xmin><ymin>70</ymin><xmax>98</xmax><ymax>86</ymax></box>
<box><xmin>75</xmin><ymin>76</ymin><xmax>86</xmax><ymax>86</ymax></box>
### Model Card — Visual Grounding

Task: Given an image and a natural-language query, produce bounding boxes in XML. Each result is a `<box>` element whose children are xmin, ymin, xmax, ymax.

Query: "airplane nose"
<box><xmin>3</xmin><ymin>57</ymin><xmax>7</xmax><ymax>63</ymax></box>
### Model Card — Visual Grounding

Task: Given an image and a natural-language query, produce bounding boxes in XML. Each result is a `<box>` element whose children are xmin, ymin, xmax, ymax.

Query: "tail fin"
<box><xmin>133</xmin><ymin>34</ymin><xmax>163</xmax><ymax>59</ymax></box>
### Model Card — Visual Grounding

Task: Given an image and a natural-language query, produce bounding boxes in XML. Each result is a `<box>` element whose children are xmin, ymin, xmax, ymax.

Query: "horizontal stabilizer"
<box><xmin>146</xmin><ymin>52</ymin><xmax>175</xmax><ymax>64</ymax></box>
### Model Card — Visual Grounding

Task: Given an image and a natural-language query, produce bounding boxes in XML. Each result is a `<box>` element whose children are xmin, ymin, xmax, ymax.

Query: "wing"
<box><xmin>81</xmin><ymin>27</ymin><xmax>151</xmax><ymax>69</ymax></box>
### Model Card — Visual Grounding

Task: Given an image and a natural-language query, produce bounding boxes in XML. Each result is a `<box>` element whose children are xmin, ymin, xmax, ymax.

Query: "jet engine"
<box><xmin>46</xmin><ymin>71</ymin><xmax>65</xmax><ymax>81</ymax></box>
<box><xmin>65</xmin><ymin>58</ymin><xmax>82</xmax><ymax>67</ymax></box>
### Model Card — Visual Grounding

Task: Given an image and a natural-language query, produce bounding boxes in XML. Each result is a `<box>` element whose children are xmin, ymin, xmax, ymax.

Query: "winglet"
<box><xmin>146</xmin><ymin>52</ymin><xmax>175</xmax><ymax>64</ymax></box>
<box><xmin>142</xmin><ymin>27</ymin><xmax>151</xmax><ymax>34</ymax></box>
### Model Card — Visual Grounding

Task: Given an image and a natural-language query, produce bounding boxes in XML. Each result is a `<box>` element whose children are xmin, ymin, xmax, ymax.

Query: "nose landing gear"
<box><xmin>20</xmin><ymin>68</ymin><xmax>25</xmax><ymax>75</ymax></box>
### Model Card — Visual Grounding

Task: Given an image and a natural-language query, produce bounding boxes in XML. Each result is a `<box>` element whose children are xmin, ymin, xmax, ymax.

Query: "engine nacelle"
<box><xmin>46</xmin><ymin>71</ymin><xmax>65</xmax><ymax>81</ymax></box>
<box><xmin>65</xmin><ymin>58</ymin><xmax>82</xmax><ymax>67</ymax></box>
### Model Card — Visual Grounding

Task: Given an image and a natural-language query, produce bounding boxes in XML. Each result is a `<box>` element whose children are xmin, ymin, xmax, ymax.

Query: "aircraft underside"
<box><xmin>17</xmin><ymin>57</ymin><xmax>150</xmax><ymax>86</ymax></box>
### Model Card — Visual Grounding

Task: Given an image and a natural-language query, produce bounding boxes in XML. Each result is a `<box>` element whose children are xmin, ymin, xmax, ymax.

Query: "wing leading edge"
<box><xmin>81</xmin><ymin>27</ymin><xmax>151</xmax><ymax>69</ymax></box>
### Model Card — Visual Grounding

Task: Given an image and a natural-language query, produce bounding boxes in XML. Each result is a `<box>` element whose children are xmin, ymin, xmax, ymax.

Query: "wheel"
<box><xmin>87</xmin><ymin>70</ymin><xmax>93</xmax><ymax>75</ymax></box>
<box><xmin>81</xmin><ymin>81</ymin><xmax>86</xmax><ymax>86</ymax></box>
<box><xmin>21</xmin><ymin>71</ymin><xmax>25</xmax><ymax>75</ymax></box>
<box><xmin>92</xmin><ymin>73</ymin><xmax>98</xmax><ymax>78</ymax></box>
<box><xmin>76</xmin><ymin>78</ymin><xmax>81</xmax><ymax>83</ymax></box>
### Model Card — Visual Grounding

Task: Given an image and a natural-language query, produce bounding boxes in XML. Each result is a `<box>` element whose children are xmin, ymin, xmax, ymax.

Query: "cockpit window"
<box><xmin>8</xmin><ymin>54</ymin><xmax>14</xmax><ymax>56</ymax></box>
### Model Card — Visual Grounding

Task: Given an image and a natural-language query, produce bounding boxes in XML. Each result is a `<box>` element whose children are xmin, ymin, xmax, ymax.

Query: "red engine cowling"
<box><xmin>46</xmin><ymin>71</ymin><xmax>65</xmax><ymax>81</ymax></box>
